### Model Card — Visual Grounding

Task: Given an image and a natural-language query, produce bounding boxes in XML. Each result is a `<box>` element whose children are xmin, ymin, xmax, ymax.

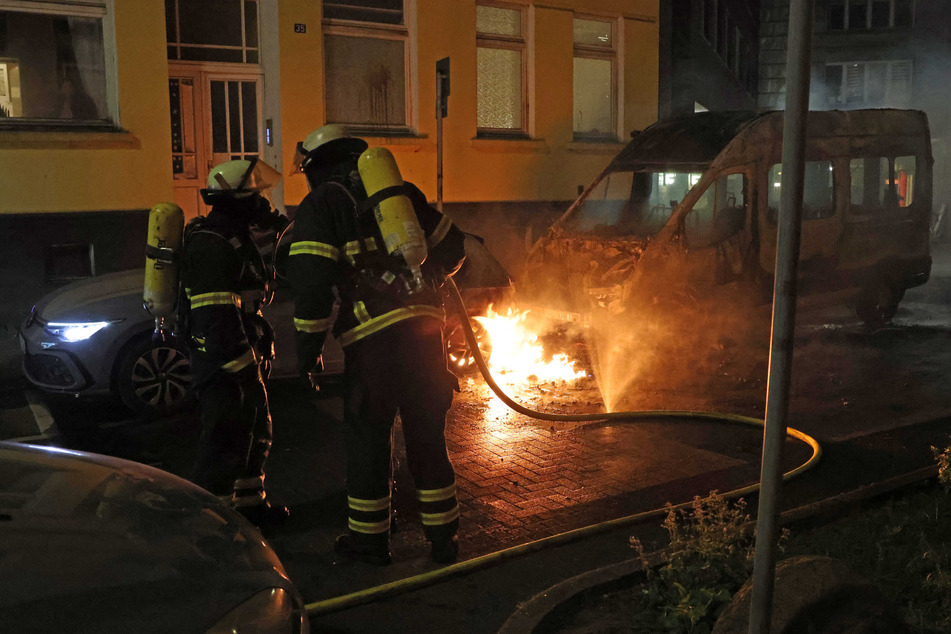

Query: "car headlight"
<box><xmin>43</xmin><ymin>320</ymin><xmax>119</xmax><ymax>342</ymax></box>
<box><xmin>206</xmin><ymin>588</ymin><xmax>307</xmax><ymax>634</ymax></box>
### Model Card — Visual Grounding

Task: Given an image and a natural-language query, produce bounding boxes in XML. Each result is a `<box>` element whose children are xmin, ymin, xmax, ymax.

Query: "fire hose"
<box><xmin>304</xmin><ymin>277</ymin><xmax>822</xmax><ymax>618</ymax></box>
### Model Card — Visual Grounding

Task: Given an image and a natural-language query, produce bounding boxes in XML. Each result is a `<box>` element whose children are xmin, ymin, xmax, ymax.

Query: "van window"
<box><xmin>565</xmin><ymin>170</ymin><xmax>701</xmax><ymax>238</ymax></box>
<box><xmin>767</xmin><ymin>161</ymin><xmax>835</xmax><ymax>223</ymax></box>
<box><xmin>850</xmin><ymin>155</ymin><xmax>916</xmax><ymax>215</ymax></box>
<box><xmin>684</xmin><ymin>173</ymin><xmax>746</xmax><ymax>248</ymax></box>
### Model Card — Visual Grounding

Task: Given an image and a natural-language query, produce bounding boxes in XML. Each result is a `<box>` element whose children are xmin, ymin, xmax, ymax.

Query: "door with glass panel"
<box><xmin>169</xmin><ymin>66</ymin><xmax>263</xmax><ymax>219</ymax></box>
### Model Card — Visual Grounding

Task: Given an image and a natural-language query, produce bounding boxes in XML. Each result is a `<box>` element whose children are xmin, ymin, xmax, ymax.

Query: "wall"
<box><xmin>0</xmin><ymin>0</ymin><xmax>172</xmax><ymax>327</ymax></box>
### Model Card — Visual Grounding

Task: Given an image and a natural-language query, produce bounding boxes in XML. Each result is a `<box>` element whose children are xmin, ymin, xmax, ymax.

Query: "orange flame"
<box><xmin>474</xmin><ymin>306</ymin><xmax>586</xmax><ymax>388</ymax></box>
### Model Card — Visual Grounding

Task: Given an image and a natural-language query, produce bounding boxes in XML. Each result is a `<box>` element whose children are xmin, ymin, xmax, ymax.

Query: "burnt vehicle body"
<box><xmin>520</xmin><ymin>109</ymin><xmax>933</xmax><ymax>329</ymax></box>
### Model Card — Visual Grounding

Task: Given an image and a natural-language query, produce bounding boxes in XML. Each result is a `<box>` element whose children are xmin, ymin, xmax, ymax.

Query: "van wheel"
<box><xmin>116</xmin><ymin>334</ymin><xmax>194</xmax><ymax>418</ymax></box>
<box><xmin>855</xmin><ymin>283</ymin><xmax>905</xmax><ymax>330</ymax></box>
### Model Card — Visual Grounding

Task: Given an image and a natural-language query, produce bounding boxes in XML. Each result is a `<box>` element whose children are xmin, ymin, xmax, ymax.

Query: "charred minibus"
<box><xmin>520</xmin><ymin>109</ymin><xmax>932</xmax><ymax>329</ymax></box>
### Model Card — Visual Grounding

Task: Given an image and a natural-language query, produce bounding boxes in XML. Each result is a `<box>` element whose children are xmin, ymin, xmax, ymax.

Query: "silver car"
<box><xmin>0</xmin><ymin>440</ymin><xmax>309</xmax><ymax>633</ymax></box>
<box><xmin>18</xmin><ymin>232</ymin><xmax>508</xmax><ymax>417</ymax></box>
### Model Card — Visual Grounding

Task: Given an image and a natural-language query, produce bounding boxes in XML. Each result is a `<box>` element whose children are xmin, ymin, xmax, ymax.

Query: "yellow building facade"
<box><xmin>0</xmin><ymin>0</ymin><xmax>658</xmax><ymax>323</ymax></box>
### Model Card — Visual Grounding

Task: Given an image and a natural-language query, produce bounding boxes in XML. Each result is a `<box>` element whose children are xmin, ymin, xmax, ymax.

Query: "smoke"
<box><xmin>514</xmin><ymin>237</ymin><xmax>771</xmax><ymax>413</ymax></box>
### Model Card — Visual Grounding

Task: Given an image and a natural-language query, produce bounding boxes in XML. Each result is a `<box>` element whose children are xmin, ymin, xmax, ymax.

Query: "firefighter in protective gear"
<box><xmin>183</xmin><ymin>157</ymin><xmax>290</xmax><ymax>530</ymax></box>
<box><xmin>289</xmin><ymin>124</ymin><xmax>467</xmax><ymax>565</ymax></box>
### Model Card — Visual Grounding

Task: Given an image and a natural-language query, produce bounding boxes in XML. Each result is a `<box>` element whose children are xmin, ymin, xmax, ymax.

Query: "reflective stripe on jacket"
<box><xmin>288</xmin><ymin>176</ymin><xmax>466</xmax><ymax>374</ymax></box>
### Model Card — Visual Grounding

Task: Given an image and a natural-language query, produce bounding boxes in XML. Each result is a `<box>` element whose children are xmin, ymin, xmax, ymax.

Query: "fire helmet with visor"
<box><xmin>201</xmin><ymin>157</ymin><xmax>282</xmax><ymax>205</ymax></box>
<box><xmin>294</xmin><ymin>124</ymin><xmax>368</xmax><ymax>174</ymax></box>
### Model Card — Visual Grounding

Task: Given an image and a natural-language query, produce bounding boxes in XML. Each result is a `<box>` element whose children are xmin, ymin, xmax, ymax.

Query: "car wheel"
<box><xmin>445</xmin><ymin>316</ymin><xmax>492</xmax><ymax>375</ymax></box>
<box><xmin>115</xmin><ymin>334</ymin><xmax>194</xmax><ymax>418</ymax></box>
<box><xmin>855</xmin><ymin>282</ymin><xmax>905</xmax><ymax>331</ymax></box>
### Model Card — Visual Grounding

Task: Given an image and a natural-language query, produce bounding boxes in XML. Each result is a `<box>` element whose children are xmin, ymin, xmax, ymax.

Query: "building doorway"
<box><xmin>169</xmin><ymin>65</ymin><xmax>264</xmax><ymax>220</ymax></box>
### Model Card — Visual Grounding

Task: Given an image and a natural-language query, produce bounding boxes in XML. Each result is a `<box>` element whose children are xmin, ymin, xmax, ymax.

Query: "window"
<box><xmin>685</xmin><ymin>173</ymin><xmax>746</xmax><ymax>248</ymax></box>
<box><xmin>850</xmin><ymin>155</ymin><xmax>916</xmax><ymax>215</ymax></box>
<box><xmin>476</xmin><ymin>3</ymin><xmax>525</xmax><ymax>135</ymax></box>
<box><xmin>824</xmin><ymin>60</ymin><xmax>912</xmax><ymax>108</ymax></box>
<box><xmin>323</xmin><ymin>0</ymin><xmax>408</xmax><ymax>132</ymax></box>
<box><xmin>768</xmin><ymin>161</ymin><xmax>835</xmax><ymax>223</ymax></box>
<box><xmin>573</xmin><ymin>17</ymin><xmax>616</xmax><ymax>141</ymax></box>
<box><xmin>828</xmin><ymin>0</ymin><xmax>913</xmax><ymax>30</ymax></box>
<box><xmin>166</xmin><ymin>0</ymin><xmax>259</xmax><ymax>63</ymax></box>
<box><xmin>565</xmin><ymin>170</ymin><xmax>695</xmax><ymax>238</ymax></box>
<box><xmin>0</xmin><ymin>1</ymin><xmax>112</xmax><ymax>126</ymax></box>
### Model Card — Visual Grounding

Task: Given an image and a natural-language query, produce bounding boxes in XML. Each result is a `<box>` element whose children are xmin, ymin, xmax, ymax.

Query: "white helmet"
<box><xmin>205</xmin><ymin>158</ymin><xmax>281</xmax><ymax>195</ymax></box>
<box><xmin>294</xmin><ymin>124</ymin><xmax>368</xmax><ymax>172</ymax></box>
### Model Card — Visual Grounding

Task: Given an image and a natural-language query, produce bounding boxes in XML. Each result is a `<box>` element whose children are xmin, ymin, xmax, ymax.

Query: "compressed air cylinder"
<box><xmin>357</xmin><ymin>147</ymin><xmax>428</xmax><ymax>290</ymax></box>
<box><xmin>143</xmin><ymin>202</ymin><xmax>185</xmax><ymax>320</ymax></box>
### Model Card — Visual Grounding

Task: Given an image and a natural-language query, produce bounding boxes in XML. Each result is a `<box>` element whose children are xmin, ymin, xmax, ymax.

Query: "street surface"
<box><xmin>1</xmin><ymin>245</ymin><xmax>950</xmax><ymax>631</ymax></box>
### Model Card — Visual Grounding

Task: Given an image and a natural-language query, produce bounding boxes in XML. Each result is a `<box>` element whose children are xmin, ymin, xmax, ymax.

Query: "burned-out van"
<box><xmin>520</xmin><ymin>109</ymin><xmax>932</xmax><ymax>329</ymax></box>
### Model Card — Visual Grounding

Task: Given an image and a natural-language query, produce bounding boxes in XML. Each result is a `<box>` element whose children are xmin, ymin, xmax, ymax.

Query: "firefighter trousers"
<box><xmin>191</xmin><ymin>364</ymin><xmax>273</xmax><ymax>508</ymax></box>
<box><xmin>342</xmin><ymin>316</ymin><xmax>460</xmax><ymax>550</ymax></box>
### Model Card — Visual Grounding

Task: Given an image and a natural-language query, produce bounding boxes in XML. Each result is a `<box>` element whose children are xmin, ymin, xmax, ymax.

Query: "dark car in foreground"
<box><xmin>0</xmin><ymin>440</ymin><xmax>308</xmax><ymax>633</ymax></box>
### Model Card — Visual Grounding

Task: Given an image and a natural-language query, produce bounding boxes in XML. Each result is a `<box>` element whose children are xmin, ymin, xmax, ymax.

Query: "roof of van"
<box><xmin>610</xmin><ymin>111</ymin><xmax>762</xmax><ymax>171</ymax></box>
<box><xmin>610</xmin><ymin>108</ymin><xmax>930</xmax><ymax>172</ymax></box>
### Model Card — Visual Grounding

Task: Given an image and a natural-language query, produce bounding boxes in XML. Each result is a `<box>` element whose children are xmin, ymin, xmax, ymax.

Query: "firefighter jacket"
<box><xmin>181</xmin><ymin>210</ymin><xmax>270</xmax><ymax>387</ymax></box>
<box><xmin>289</xmin><ymin>173</ymin><xmax>466</xmax><ymax>375</ymax></box>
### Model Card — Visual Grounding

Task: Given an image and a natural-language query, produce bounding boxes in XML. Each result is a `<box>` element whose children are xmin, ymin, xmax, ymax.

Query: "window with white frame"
<box><xmin>573</xmin><ymin>16</ymin><xmax>616</xmax><ymax>140</ymax></box>
<box><xmin>322</xmin><ymin>0</ymin><xmax>409</xmax><ymax>132</ymax></box>
<box><xmin>828</xmin><ymin>0</ymin><xmax>914</xmax><ymax>30</ymax></box>
<box><xmin>0</xmin><ymin>0</ymin><xmax>113</xmax><ymax>126</ymax></box>
<box><xmin>476</xmin><ymin>3</ymin><xmax>526</xmax><ymax>135</ymax></box>
<box><xmin>166</xmin><ymin>0</ymin><xmax>260</xmax><ymax>64</ymax></box>
<box><xmin>824</xmin><ymin>60</ymin><xmax>912</xmax><ymax>108</ymax></box>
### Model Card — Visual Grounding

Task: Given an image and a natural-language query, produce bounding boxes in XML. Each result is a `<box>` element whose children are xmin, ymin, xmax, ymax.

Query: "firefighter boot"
<box><xmin>430</xmin><ymin>535</ymin><xmax>459</xmax><ymax>565</ymax></box>
<box><xmin>334</xmin><ymin>533</ymin><xmax>392</xmax><ymax>566</ymax></box>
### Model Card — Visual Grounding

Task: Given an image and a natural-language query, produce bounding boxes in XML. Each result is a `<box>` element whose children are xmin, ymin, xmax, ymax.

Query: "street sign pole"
<box><xmin>748</xmin><ymin>1</ymin><xmax>814</xmax><ymax>633</ymax></box>
<box><xmin>436</xmin><ymin>57</ymin><xmax>450</xmax><ymax>212</ymax></box>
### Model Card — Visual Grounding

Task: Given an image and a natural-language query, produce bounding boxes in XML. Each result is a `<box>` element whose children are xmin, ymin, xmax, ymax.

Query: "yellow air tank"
<box><xmin>143</xmin><ymin>203</ymin><xmax>185</xmax><ymax>333</ymax></box>
<box><xmin>357</xmin><ymin>147</ymin><xmax>428</xmax><ymax>292</ymax></box>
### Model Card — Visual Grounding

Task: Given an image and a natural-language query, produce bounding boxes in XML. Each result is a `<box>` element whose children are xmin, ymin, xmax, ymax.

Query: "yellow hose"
<box><xmin>304</xmin><ymin>279</ymin><xmax>822</xmax><ymax>618</ymax></box>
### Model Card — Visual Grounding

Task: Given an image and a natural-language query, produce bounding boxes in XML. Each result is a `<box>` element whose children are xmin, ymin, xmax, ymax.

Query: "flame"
<box><xmin>474</xmin><ymin>306</ymin><xmax>586</xmax><ymax>388</ymax></box>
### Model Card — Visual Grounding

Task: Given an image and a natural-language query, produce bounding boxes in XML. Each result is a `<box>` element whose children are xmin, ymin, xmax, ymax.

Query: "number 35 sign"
<box><xmin>294</xmin><ymin>23</ymin><xmax>306</xmax><ymax>33</ymax></box>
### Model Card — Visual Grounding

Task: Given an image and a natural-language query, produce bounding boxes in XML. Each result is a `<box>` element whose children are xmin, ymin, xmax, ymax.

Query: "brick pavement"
<box><xmin>267</xmin><ymin>377</ymin><xmax>812</xmax><ymax>604</ymax></box>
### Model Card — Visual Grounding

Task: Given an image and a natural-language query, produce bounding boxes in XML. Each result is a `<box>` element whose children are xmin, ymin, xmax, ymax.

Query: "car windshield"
<box><xmin>562</xmin><ymin>170</ymin><xmax>703</xmax><ymax>238</ymax></box>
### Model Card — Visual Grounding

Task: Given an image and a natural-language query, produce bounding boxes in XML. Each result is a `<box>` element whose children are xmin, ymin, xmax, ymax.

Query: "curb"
<box><xmin>496</xmin><ymin>465</ymin><xmax>940</xmax><ymax>634</ymax></box>
<box><xmin>496</xmin><ymin>556</ymin><xmax>652</xmax><ymax>634</ymax></box>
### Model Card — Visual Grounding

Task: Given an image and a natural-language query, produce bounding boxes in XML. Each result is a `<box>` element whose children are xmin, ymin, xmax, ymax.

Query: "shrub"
<box><xmin>629</xmin><ymin>492</ymin><xmax>772</xmax><ymax>634</ymax></box>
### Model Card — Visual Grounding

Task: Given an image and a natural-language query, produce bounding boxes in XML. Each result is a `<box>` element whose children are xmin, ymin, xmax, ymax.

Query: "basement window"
<box><xmin>0</xmin><ymin>1</ymin><xmax>115</xmax><ymax>130</ymax></box>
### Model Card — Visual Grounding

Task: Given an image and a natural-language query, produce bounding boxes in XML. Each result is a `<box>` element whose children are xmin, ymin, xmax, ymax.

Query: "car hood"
<box><xmin>35</xmin><ymin>269</ymin><xmax>145</xmax><ymax>323</ymax></box>
<box><xmin>0</xmin><ymin>442</ymin><xmax>297</xmax><ymax>633</ymax></box>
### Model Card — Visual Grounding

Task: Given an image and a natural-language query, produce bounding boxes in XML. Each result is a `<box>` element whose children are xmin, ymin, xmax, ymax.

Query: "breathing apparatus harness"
<box><xmin>324</xmin><ymin>165</ymin><xmax>440</xmax><ymax>309</ymax></box>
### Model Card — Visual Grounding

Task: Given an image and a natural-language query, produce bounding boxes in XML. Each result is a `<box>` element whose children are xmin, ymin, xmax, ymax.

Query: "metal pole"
<box><xmin>748</xmin><ymin>1</ymin><xmax>814</xmax><ymax>632</ymax></box>
<box><xmin>436</xmin><ymin>71</ymin><xmax>444</xmax><ymax>212</ymax></box>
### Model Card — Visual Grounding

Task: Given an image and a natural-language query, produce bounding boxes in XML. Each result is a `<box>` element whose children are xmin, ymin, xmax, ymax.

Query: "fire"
<box><xmin>474</xmin><ymin>305</ymin><xmax>586</xmax><ymax>387</ymax></box>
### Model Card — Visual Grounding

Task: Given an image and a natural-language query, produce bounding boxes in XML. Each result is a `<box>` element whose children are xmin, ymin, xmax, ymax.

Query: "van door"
<box><xmin>673</xmin><ymin>171</ymin><xmax>753</xmax><ymax>298</ymax></box>
<box><xmin>759</xmin><ymin>160</ymin><xmax>841</xmax><ymax>294</ymax></box>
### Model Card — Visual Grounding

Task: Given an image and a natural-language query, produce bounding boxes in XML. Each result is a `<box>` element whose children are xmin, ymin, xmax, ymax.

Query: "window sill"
<box><xmin>361</xmin><ymin>134</ymin><xmax>428</xmax><ymax>153</ymax></box>
<box><xmin>470</xmin><ymin>136</ymin><xmax>549</xmax><ymax>154</ymax></box>
<box><xmin>0</xmin><ymin>127</ymin><xmax>140</xmax><ymax>150</ymax></box>
<box><xmin>567</xmin><ymin>139</ymin><xmax>626</xmax><ymax>154</ymax></box>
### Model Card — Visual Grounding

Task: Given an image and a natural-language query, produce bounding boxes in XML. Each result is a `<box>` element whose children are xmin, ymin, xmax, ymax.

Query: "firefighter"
<box><xmin>183</xmin><ymin>157</ymin><xmax>290</xmax><ymax>530</ymax></box>
<box><xmin>289</xmin><ymin>124</ymin><xmax>467</xmax><ymax>565</ymax></box>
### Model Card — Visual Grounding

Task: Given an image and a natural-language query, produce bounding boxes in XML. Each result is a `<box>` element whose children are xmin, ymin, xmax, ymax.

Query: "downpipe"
<box><xmin>304</xmin><ymin>278</ymin><xmax>822</xmax><ymax>618</ymax></box>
